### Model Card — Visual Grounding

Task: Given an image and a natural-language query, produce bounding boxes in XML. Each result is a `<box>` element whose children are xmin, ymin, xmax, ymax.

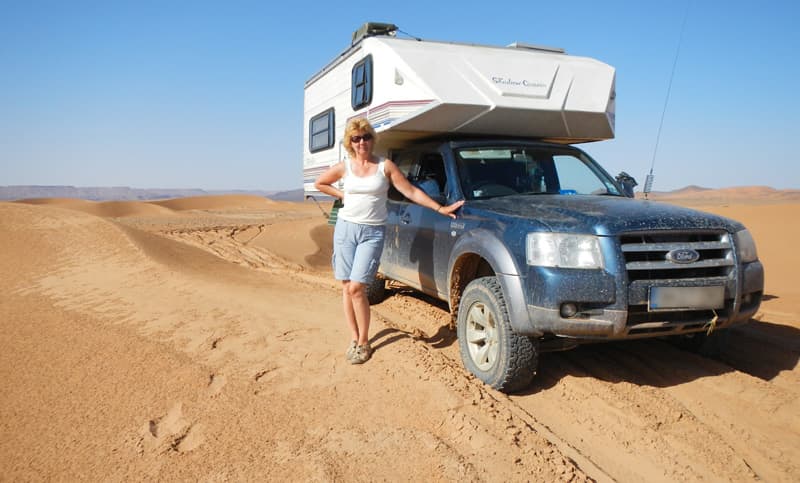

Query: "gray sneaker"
<box><xmin>345</xmin><ymin>340</ymin><xmax>357</xmax><ymax>360</ymax></box>
<box><xmin>349</xmin><ymin>344</ymin><xmax>373</xmax><ymax>364</ymax></box>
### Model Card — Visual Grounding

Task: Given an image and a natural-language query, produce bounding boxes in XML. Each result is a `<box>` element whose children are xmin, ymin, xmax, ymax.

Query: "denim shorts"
<box><xmin>332</xmin><ymin>218</ymin><xmax>386</xmax><ymax>284</ymax></box>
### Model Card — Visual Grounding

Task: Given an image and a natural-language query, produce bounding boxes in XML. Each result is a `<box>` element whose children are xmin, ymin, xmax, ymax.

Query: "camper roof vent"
<box><xmin>352</xmin><ymin>22</ymin><xmax>398</xmax><ymax>44</ymax></box>
<box><xmin>507</xmin><ymin>42</ymin><xmax>565</xmax><ymax>54</ymax></box>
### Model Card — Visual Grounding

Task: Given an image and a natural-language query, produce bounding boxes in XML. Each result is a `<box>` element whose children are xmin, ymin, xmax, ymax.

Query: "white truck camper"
<box><xmin>303</xmin><ymin>22</ymin><xmax>616</xmax><ymax>196</ymax></box>
<box><xmin>303</xmin><ymin>23</ymin><xmax>764</xmax><ymax>393</ymax></box>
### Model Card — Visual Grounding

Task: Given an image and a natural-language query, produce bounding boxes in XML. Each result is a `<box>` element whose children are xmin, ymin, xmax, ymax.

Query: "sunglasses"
<box><xmin>350</xmin><ymin>133</ymin><xmax>373</xmax><ymax>143</ymax></box>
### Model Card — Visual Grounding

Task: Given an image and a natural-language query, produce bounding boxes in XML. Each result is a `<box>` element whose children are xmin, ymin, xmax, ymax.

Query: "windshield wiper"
<box><xmin>514</xmin><ymin>191</ymin><xmax>555</xmax><ymax>196</ymax></box>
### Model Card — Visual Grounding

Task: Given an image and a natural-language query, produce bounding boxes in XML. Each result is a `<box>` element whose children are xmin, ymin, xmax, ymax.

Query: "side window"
<box><xmin>351</xmin><ymin>55</ymin><xmax>373</xmax><ymax>110</ymax></box>
<box><xmin>414</xmin><ymin>153</ymin><xmax>446</xmax><ymax>198</ymax></box>
<box><xmin>388</xmin><ymin>151</ymin><xmax>417</xmax><ymax>202</ymax></box>
<box><xmin>309</xmin><ymin>108</ymin><xmax>335</xmax><ymax>153</ymax></box>
<box><xmin>388</xmin><ymin>151</ymin><xmax>447</xmax><ymax>202</ymax></box>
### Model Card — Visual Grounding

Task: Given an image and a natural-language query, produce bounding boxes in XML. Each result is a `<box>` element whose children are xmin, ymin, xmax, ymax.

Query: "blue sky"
<box><xmin>1</xmin><ymin>0</ymin><xmax>798</xmax><ymax>192</ymax></box>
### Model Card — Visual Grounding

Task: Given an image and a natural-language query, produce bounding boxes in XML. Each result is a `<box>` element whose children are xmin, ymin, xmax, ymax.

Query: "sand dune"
<box><xmin>14</xmin><ymin>194</ymin><xmax>283</xmax><ymax>219</ymax></box>
<box><xmin>15</xmin><ymin>197</ymin><xmax>177</xmax><ymax>217</ymax></box>
<box><xmin>1</xmin><ymin>194</ymin><xmax>798</xmax><ymax>481</ymax></box>
<box><xmin>151</xmin><ymin>194</ymin><xmax>277</xmax><ymax>211</ymax></box>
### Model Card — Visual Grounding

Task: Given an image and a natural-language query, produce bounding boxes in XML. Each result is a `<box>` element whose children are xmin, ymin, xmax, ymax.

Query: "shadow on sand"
<box><xmin>368</xmin><ymin>285</ymin><xmax>798</xmax><ymax>393</ymax></box>
<box><xmin>523</xmin><ymin>318</ymin><xmax>799</xmax><ymax>394</ymax></box>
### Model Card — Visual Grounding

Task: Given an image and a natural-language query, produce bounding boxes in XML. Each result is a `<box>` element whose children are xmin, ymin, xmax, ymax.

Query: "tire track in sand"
<box><xmin>153</xmin><ymin>216</ymin><xmax>799</xmax><ymax>481</ymax></box>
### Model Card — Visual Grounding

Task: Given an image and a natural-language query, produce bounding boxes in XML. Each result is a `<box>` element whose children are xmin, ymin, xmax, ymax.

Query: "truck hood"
<box><xmin>466</xmin><ymin>195</ymin><xmax>744</xmax><ymax>235</ymax></box>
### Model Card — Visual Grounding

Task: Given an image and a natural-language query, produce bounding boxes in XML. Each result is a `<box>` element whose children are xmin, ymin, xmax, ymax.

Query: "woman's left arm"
<box><xmin>385</xmin><ymin>159</ymin><xmax>464</xmax><ymax>218</ymax></box>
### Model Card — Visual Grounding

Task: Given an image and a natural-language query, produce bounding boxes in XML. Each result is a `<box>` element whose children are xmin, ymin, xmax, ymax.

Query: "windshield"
<box><xmin>455</xmin><ymin>145</ymin><xmax>621</xmax><ymax>200</ymax></box>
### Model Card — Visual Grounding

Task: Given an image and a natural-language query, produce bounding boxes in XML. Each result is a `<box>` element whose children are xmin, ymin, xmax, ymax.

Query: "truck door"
<box><xmin>385</xmin><ymin>151</ymin><xmax>453</xmax><ymax>297</ymax></box>
<box><xmin>381</xmin><ymin>151</ymin><xmax>415</xmax><ymax>278</ymax></box>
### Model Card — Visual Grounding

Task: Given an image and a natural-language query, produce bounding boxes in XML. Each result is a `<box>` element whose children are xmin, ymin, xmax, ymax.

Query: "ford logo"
<box><xmin>666</xmin><ymin>248</ymin><xmax>700</xmax><ymax>264</ymax></box>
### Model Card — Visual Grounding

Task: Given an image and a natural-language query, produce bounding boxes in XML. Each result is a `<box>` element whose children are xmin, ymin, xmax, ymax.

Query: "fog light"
<box><xmin>560</xmin><ymin>303</ymin><xmax>578</xmax><ymax>318</ymax></box>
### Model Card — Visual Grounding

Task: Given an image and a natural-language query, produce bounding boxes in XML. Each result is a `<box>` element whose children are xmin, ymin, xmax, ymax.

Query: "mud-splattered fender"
<box><xmin>446</xmin><ymin>228</ymin><xmax>539</xmax><ymax>336</ymax></box>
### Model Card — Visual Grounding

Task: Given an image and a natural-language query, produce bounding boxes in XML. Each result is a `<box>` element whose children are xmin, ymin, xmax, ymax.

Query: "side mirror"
<box><xmin>616</xmin><ymin>171</ymin><xmax>638</xmax><ymax>198</ymax></box>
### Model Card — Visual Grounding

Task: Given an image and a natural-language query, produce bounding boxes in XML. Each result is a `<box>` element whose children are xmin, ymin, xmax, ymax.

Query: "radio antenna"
<box><xmin>645</xmin><ymin>1</ymin><xmax>691</xmax><ymax>199</ymax></box>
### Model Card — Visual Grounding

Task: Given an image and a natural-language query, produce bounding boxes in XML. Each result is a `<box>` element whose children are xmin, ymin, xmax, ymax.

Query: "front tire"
<box><xmin>457</xmin><ymin>277</ymin><xmax>539</xmax><ymax>393</ymax></box>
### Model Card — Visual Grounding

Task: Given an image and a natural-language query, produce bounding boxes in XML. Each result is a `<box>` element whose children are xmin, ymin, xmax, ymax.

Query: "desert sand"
<box><xmin>1</xmin><ymin>193</ymin><xmax>798</xmax><ymax>481</ymax></box>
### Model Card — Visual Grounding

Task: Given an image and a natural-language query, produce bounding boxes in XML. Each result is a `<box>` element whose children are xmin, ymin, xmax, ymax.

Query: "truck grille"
<box><xmin>621</xmin><ymin>231</ymin><xmax>734</xmax><ymax>282</ymax></box>
<box><xmin>620</xmin><ymin>230</ymin><xmax>736</xmax><ymax>330</ymax></box>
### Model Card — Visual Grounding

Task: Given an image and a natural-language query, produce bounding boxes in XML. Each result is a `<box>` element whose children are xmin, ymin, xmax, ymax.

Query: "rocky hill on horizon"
<box><xmin>642</xmin><ymin>185</ymin><xmax>800</xmax><ymax>203</ymax></box>
<box><xmin>0</xmin><ymin>185</ymin><xmax>305</xmax><ymax>202</ymax></box>
<box><xmin>3</xmin><ymin>184</ymin><xmax>798</xmax><ymax>204</ymax></box>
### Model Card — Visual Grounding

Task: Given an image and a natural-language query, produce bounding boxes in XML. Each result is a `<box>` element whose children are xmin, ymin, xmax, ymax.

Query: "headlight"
<box><xmin>735</xmin><ymin>229</ymin><xmax>758</xmax><ymax>263</ymax></box>
<box><xmin>526</xmin><ymin>233</ymin><xmax>604</xmax><ymax>269</ymax></box>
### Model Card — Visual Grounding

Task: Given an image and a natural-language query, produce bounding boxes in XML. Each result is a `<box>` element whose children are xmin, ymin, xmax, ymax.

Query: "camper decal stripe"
<box><xmin>349</xmin><ymin>99</ymin><xmax>435</xmax><ymax>129</ymax></box>
<box><xmin>304</xmin><ymin>164</ymin><xmax>338</xmax><ymax>184</ymax></box>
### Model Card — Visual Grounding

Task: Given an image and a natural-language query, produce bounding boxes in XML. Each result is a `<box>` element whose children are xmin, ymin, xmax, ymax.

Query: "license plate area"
<box><xmin>648</xmin><ymin>286</ymin><xmax>725</xmax><ymax>311</ymax></box>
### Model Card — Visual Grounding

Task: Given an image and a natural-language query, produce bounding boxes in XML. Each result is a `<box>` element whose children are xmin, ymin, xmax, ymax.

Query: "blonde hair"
<box><xmin>343</xmin><ymin>118</ymin><xmax>378</xmax><ymax>158</ymax></box>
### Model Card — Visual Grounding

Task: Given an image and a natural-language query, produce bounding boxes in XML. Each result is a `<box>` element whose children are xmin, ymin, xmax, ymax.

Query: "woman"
<box><xmin>315</xmin><ymin>118</ymin><xmax>464</xmax><ymax>364</ymax></box>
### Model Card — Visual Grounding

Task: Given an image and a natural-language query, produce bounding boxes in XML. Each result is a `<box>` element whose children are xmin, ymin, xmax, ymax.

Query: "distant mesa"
<box><xmin>672</xmin><ymin>185</ymin><xmax>711</xmax><ymax>194</ymax></box>
<box><xmin>2</xmin><ymin>185</ymin><xmax>797</xmax><ymax>204</ymax></box>
<box><xmin>641</xmin><ymin>185</ymin><xmax>800</xmax><ymax>203</ymax></box>
<box><xmin>0</xmin><ymin>185</ymin><xmax>305</xmax><ymax>202</ymax></box>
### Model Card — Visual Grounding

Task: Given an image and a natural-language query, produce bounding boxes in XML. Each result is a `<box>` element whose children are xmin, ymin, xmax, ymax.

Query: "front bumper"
<box><xmin>500</xmin><ymin>261</ymin><xmax>764</xmax><ymax>339</ymax></box>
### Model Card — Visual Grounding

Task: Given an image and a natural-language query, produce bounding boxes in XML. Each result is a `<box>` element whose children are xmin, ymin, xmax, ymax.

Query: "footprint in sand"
<box><xmin>138</xmin><ymin>402</ymin><xmax>205</xmax><ymax>454</ymax></box>
<box><xmin>207</xmin><ymin>373</ymin><xmax>227</xmax><ymax>396</ymax></box>
<box><xmin>173</xmin><ymin>423</ymin><xmax>204</xmax><ymax>453</ymax></box>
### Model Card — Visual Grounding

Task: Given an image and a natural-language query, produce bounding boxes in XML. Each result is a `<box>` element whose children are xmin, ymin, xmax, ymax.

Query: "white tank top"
<box><xmin>339</xmin><ymin>157</ymin><xmax>390</xmax><ymax>225</ymax></box>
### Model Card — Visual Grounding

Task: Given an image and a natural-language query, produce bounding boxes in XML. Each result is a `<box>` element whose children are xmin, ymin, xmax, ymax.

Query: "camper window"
<box><xmin>309</xmin><ymin>108</ymin><xmax>335</xmax><ymax>153</ymax></box>
<box><xmin>351</xmin><ymin>55</ymin><xmax>373</xmax><ymax>109</ymax></box>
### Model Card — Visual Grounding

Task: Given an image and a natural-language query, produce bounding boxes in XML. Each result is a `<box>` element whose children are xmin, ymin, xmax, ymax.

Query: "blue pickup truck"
<box><xmin>368</xmin><ymin>138</ymin><xmax>764</xmax><ymax>392</ymax></box>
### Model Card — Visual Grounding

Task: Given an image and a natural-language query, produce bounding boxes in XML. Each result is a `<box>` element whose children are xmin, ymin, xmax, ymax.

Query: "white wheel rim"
<box><xmin>465</xmin><ymin>301</ymin><xmax>499</xmax><ymax>371</ymax></box>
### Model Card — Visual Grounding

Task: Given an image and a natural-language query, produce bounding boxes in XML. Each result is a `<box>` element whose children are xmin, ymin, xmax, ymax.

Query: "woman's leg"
<box><xmin>342</xmin><ymin>281</ymin><xmax>360</xmax><ymax>342</ymax></box>
<box><xmin>346</xmin><ymin>281</ymin><xmax>370</xmax><ymax>346</ymax></box>
<box><xmin>334</xmin><ymin>220</ymin><xmax>359</xmax><ymax>346</ymax></box>
<box><xmin>346</xmin><ymin>225</ymin><xmax>384</xmax><ymax>348</ymax></box>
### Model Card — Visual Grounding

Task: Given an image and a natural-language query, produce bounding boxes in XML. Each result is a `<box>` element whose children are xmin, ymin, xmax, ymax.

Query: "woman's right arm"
<box><xmin>314</xmin><ymin>162</ymin><xmax>346</xmax><ymax>199</ymax></box>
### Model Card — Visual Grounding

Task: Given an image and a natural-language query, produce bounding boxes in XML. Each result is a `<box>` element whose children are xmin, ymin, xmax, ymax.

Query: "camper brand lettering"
<box><xmin>492</xmin><ymin>77</ymin><xmax>546</xmax><ymax>88</ymax></box>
